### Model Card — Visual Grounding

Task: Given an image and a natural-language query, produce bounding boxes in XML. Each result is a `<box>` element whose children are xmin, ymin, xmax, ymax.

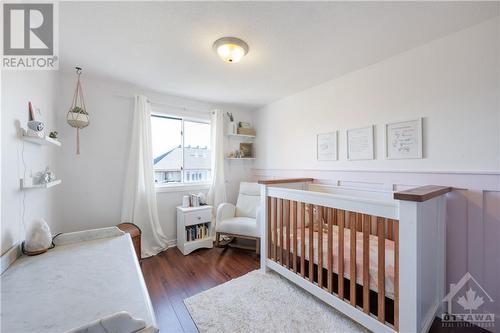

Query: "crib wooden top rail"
<box><xmin>265</xmin><ymin>185</ymin><xmax>398</xmax><ymax>220</ymax></box>
<box><xmin>393</xmin><ymin>185</ymin><xmax>451</xmax><ymax>202</ymax></box>
<box><xmin>258</xmin><ymin>178</ymin><xmax>314</xmax><ymax>185</ymax></box>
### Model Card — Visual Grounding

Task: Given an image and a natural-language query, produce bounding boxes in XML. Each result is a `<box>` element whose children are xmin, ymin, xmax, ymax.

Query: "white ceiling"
<box><xmin>59</xmin><ymin>2</ymin><xmax>499</xmax><ymax>108</ymax></box>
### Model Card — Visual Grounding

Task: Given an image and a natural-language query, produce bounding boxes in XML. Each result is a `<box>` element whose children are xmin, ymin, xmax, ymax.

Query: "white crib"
<box><xmin>258</xmin><ymin>178</ymin><xmax>451</xmax><ymax>333</ymax></box>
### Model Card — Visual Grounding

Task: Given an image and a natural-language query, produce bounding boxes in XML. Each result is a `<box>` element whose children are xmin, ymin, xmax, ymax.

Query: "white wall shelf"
<box><xmin>227</xmin><ymin>133</ymin><xmax>256</xmax><ymax>139</ymax></box>
<box><xmin>21</xmin><ymin>129</ymin><xmax>61</xmax><ymax>147</ymax></box>
<box><xmin>20</xmin><ymin>179</ymin><xmax>61</xmax><ymax>190</ymax></box>
<box><xmin>225</xmin><ymin>157</ymin><xmax>256</xmax><ymax>160</ymax></box>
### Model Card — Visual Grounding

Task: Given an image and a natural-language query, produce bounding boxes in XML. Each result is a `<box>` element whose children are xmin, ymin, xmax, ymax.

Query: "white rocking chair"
<box><xmin>215</xmin><ymin>182</ymin><xmax>261</xmax><ymax>253</ymax></box>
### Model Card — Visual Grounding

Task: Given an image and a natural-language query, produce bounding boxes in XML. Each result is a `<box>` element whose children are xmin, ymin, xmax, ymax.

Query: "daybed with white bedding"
<box><xmin>0</xmin><ymin>227</ymin><xmax>158</xmax><ymax>333</ymax></box>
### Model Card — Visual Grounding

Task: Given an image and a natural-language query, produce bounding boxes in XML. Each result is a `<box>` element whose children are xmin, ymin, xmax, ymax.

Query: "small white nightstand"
<box><xmin>176</xmin><ymin>205</ymin><xmax>213</xmax><ymax>255</ymax></box>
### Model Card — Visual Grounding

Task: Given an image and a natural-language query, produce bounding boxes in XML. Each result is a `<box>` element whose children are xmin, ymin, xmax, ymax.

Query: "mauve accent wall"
<box><xmin>253</xmin><ymin>168</ymin><xmax>500</xmax><ymax>328</ymax></box>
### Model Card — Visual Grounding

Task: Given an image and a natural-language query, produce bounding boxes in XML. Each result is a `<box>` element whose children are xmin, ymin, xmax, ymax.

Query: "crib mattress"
<box><xmin>275</xmin><ymin>226</ymin><xmax>395</xmax><ymax>299</ymax></box>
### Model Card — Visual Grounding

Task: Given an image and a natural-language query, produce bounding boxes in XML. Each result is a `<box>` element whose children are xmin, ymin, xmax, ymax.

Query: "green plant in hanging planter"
<box><xmin>67</xmin><ymin>105</ymin><xmax>89</xmax><ymax>128</ymax></box>
<box><xmin>70</xmin><ymin>106</ymin><xmax>88</xmax><ymax>115</ymax></box>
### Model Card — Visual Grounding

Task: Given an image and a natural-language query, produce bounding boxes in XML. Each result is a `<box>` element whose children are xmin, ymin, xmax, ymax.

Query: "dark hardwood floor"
<box><xmin>141</xmin><ymin>243</ymin><xmax>259</xmax><ymax>333</ymax></box>
<box><xmin>142</xmin><ymin>245</ymin><xmax>488</xmax><ymax>333</ymax></box>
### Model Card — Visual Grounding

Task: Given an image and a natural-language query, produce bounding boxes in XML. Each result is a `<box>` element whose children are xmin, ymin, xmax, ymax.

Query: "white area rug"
<box><xmin>184</xmin><ymin>270</ymin><xmax>369</xmax><ymax>333</ymax></box>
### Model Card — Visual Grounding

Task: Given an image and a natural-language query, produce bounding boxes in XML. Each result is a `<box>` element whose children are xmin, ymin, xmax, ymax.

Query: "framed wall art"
<box><xmin>385</xmin><ymin>118</ymin><xmax>423</xmax><ymax>159</ymax></box>
<box><xmin>317</xmin><ymin>131</ymin><xmax>338</xmax><ymax>161</ymax></box>
<box><xmin>347</xmin><ymin>125</ymin><xmax>374</xmax><ymax>160</ymax></box>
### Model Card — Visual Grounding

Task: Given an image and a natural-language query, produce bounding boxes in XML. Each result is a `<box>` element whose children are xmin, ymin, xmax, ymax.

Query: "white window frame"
<box><xmin>151</xmin><ymin>113</ymin><xmax>211</xmax><ymax>192</ymax></box>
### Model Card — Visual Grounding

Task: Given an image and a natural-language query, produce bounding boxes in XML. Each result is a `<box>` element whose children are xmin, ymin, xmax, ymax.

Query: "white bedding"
<box><xmin>0</xmin><ymin>229</ymin><xmax>157</xmax><ymax>333</ymax></box>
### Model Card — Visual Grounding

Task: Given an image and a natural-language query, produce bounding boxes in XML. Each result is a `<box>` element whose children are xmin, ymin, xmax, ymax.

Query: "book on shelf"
<box><xmin>185</xmin><ymin>223</ymin><xmax>209</xmax><ymax>242</ymax></box>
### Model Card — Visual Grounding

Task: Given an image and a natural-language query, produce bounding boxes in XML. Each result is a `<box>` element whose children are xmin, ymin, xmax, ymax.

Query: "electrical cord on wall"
<box><xmin>21</xmin><ymin>140</ymin><xmax>27</xmax><ymax>235</ymax></box>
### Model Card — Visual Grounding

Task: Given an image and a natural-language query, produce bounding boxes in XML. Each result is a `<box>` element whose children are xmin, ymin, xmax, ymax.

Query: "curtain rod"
<box><xmin>113</xmin><ymin>94</ymin><xmax>212</xmax><ymax>114</ymax></box>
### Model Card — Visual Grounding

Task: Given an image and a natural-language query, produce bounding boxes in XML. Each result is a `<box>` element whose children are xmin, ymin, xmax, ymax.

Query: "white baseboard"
<box><xmin>166</xmin><ymin>239</ymin><xmax>177</xmax><ymax>248</ymax></box>
<box><xmin>1</xmin><ymin>242</ymin><xmax>22</xmax><ymax>275</ymax></box>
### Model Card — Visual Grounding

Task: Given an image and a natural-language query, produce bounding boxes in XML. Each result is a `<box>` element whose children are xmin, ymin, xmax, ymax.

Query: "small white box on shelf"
<box><xmin>176</xmin><ymin>205</ymin><xmax>213</xmax><ymax>255</ymax></box>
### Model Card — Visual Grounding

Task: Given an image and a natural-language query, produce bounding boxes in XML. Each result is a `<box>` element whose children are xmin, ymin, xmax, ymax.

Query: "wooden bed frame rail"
<box><xmin>259</xmin><ymin>179</ymin><xmax>451</xmax><ymax>333</ymax></box>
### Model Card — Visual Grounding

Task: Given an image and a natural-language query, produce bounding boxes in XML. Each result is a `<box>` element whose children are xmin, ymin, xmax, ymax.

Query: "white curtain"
<box><xmin>121</xmin><ymin>95</ymin><xmax>169</xmax><ymax>257</ymax></box>
<box><xmin>207</xmin><ymin>109</ymin><xmax>227</xmax><ymax>224</ymax></box>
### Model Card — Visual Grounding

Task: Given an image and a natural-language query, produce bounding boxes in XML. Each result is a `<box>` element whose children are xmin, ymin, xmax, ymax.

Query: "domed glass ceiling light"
<box><xmin>213</xmin><ymin>37</ymin><xmax>249</xmax><ymax>63</ymax></box>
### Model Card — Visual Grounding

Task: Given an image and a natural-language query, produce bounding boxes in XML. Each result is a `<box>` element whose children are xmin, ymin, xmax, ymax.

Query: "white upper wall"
<box><xmin>54</xmin><ymin>73</ymin><xmax>254</xmax><ymax>239</ymax></box>
<box><xmin>255</xmin><ymin>17</ymin><xmax>500</xmax><ymax>173</ymax></box>
<box><xmin>1</xmin><ymin>71</ymin><xmax>58</xmax><ymax>255</ymax></box>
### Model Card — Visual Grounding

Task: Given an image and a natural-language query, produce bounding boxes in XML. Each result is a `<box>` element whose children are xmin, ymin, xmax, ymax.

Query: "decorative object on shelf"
<box><xmin>28</xmin><ymin>101</ymin><xmax>36</xmax><ymax>120</ymax></box>
<box><xmin>239</xmin><ymin>142</ymin><xmax>253</xmax><ymax>158</ymax></box>
<box><xmin>182</xmin><ymin>195</ymin><xmax>190</xmax><ymax>208</ymax></box>
<box><xmin>237</xmin><ymin>127</ymin><xmax>255</xmax><ymax>136</ymax></box>
<box><xmin>347</xmin><ymin>125</ymin><xmax>374</xmax><ymax>160</ymax></box>
<box><xmin>27</xmin><ymin>101</ymin><xmax>45</xmax><ymax>136</ymax></box>
<box><xmin>228</xmin><ymin>149</ymin><xmax>242</xmax><ymax>158</ymax></box>
<box><xmin>37</xmin><ymin>166</ymin><xmax>56</xmax><ymax>184</ymax></box>
<box><xmin>22</xmin><ymin>218</ymin><xmax>53</xmax><ymax>256</ymax></box>
<box><xmin>239</xmin><ymin>121</ymin><xmax>251</xmax><ymax>129</ymax></box>
<box><xmin>197</xmin><ymin>192</ymin><xmax>206</xmax><ymax>205</ymax></box>
<box><xmin>226</xmin><ymin>112</ymin><xmax>236</xmax><ymax>135</ymax></box>
<box><xmin>48</xmin><ymin>131</ymin><xmax>58</xmax><ymax>139</ymax></box>
<box><xmin>385</xmin><ymin>118</ymin><xmax>423</xmax><ymax>159</ymax></box>
<box><xmin>27</xmin><ymin>120</ymin><xmax>45</xmax><ymax>132</ymax></box>
<box><xmin>67</xmin><ymin>67</ymin><xmax>89</xmax><ymax>155</ymax></box>
<box><xmin>317</xmin><ymin>131</ymin><xmax>338</xmax><ymax>161</ymax></box>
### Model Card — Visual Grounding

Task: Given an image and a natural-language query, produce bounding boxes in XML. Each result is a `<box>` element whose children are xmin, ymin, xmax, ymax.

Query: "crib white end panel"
<box><xmin>260</xmin><ymin>184</ymin><xmax>269</xmax><ymax>273</ymax></box>
<box><xmin>398</xmin><ymin>195</ymin><xmax>448</xmax><ymax>333</ymax></box>
<box><xmin>398</xmin><ymin>201</ymin><xmax>420</xmax><ymax>332</ymax></box>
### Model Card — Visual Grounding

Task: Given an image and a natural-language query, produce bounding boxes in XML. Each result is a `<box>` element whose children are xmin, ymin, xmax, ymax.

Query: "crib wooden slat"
<box><xmin>285</xmin><ymin>200</ymin><xmax>291</xmax><ymax>269</ymax></box>
<box><xmin>387</xmin><ymin>219</ymin><xmax>394</xmax><ymax>240</ymax></box>
<box><xmin>267</xmin><ymin>196</ymin><xmax>272</xmax><ymax>259</ymax></box>
<box><xmin>327</xmin><ymin>208</ymin><xmax>333</xmax><ymax>293</ymax></box>
<box><xmin>317</xmin><ymin>206</ymin><xmax>323</xmax><ymax>288</ymax></box>
<box><xmin>300</xmin><ymin>202</ymin><xmax>306</xmax><ymax>277</ymax></box>
<box><xmin>356</xmin><ymin>213</ymin><xmax>362</xmax><ymax>232</ymax></box>
<box><xmin>273</xmin><ymin>198</ymin><xmax>278</xmax><ymax>261</ymax></box>
<box><xmin>338</xmin><ymin>209</ymin><xmax>345</xmax><ymax>299</ymax></box>
<box><xmin>377</xmin><ymin>217</ymin><xmax>386</xmax><ymax>323</ymax></box>
<box><xmin>278</xmin><ymin>199</ymin><xmax>283</xmax><ymax>264</ymax></box>
<box><xmin>308</xmin><ymin>204</ymin><xmax>314</xmax><ymax>283</ymax></box>
<box><xmin>394</xmin><ymin>221</ymin><xmax>399</xmax><ymax>331</ymax></box>
<box><xmin>350</xmin><ymin>212</ymin><xmax>357</xmax><ymax>306</ymax></box>
<box><xmin>362</xmin><ymin>214</ymin><xmax>370</xmax><ymax>314</ymax></box>
<box><xmin>371</xmin><ymin>215</ymin><xmax>377</xmax><ymax>235</ymax></box>
<box><xmin>291</xmin><ymin>201</ymin><xmax>298</xmax><ymax>273</ymax></box>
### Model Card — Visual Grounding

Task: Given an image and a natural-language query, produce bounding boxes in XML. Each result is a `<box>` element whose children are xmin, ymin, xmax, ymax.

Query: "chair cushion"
<box><xmin>239</xmin><ymin>182</ymin><xmax>261</xmax><ymax>196</ymax></box>
<box><xmin>235</xmin><ymin>182</ymin><xmax>261</xmax><ymax>218</ymax></box>
<box><xmin>216</xmin><ymin>217</ymin><xmax>259</xmax><ymax>238</ymax></box>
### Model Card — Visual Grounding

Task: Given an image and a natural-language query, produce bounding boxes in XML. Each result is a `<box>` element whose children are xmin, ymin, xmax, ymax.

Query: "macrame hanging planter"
<box><xmin>67</xmin><ymin>67</ymin><xmax>89</xmax><ymax>154</ymax></box>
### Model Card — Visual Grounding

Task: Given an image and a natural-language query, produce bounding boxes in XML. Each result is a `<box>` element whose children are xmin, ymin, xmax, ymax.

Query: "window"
<box><xmin>151</xmin><ymin>115</ymin><xmax>211</xmax><ymax>186</ymax></box>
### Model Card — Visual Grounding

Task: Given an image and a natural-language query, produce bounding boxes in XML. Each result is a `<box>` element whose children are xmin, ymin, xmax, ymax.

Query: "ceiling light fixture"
<box><xmin>212</xmin><ymin>37</ymin><xmax>249</xmax><ymax>63</ymax></box>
